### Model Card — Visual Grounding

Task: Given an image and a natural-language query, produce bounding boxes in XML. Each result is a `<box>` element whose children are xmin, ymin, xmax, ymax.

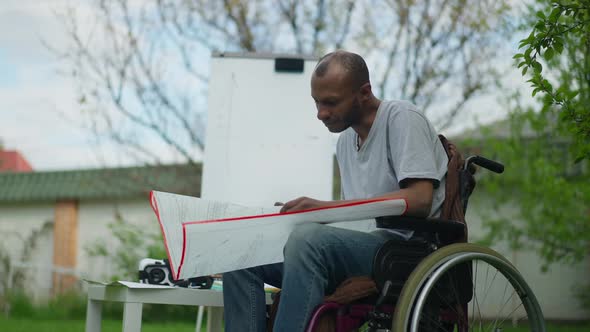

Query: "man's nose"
<box><xmin>317</xmin><ymin>108</ymin><xmax>330</xmax><ymax>121</ymax></box>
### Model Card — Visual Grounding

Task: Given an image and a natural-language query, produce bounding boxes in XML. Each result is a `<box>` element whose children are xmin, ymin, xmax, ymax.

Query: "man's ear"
<box><xmin>359</xmin><ymin>82</ymin><xmax>372</xmax><ymax>100</ymax></box>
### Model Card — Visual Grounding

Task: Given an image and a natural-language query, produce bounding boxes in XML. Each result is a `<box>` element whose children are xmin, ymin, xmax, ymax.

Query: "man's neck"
<box><xmin>352</xmin><ymin>98</ymin><xmax>381</xmax><ymax>145</ymax></box>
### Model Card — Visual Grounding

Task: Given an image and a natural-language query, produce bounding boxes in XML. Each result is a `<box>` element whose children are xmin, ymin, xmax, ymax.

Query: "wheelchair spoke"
<box><xmin>470</xmin><ymin>260</ymin><xmax>478</xmax><ymax>331</ymax></box>
<box><xmin>493</xmin><ymin>299</ymin><xmax>525</xmax><ymax>330</ymax></box>
<box><xmin>485</xmin><ymin>277</ymin><xmax>512</xmax><ymax>331</ymax></box>
<box><xmin>487</xmin><ymin>288</ymin><xmax>519</xmax><ymax>331</ymax></box>
<box><xmin>392</xmin><ymin>244</ymin><xmax>545</xmax><ymax>332</ymax></box>
<box><xmin>473</xmin><ymin>265</ymin><xmax>484</xmax><ymax>331</ymax></box>
<box><xmin>469</xmin><ymin>262</ymin><xmax>532</xmax><ymax>332</ymax></box>
<box><xmin>420</xmin><ymin>262</ymin><xmax>522</xmax><ymax>332</ymax></box>
<box><xmin>480</xmin><ymin>266</ymin><xmax>500</xmax><ymax>307</ymax></box>
<box><xmin>479</xmin><ymin>267</ymin><xmax>504</xmax><ymax>332</ymax></box>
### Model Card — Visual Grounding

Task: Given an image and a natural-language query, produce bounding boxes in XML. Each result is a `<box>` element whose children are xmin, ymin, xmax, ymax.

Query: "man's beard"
<box><xmin>324</xmin><ymin>97</ymin><xmax>363</xmax><ymax>133</ymax></box>
<box><xmin>344</xmin><ymin>97</ymin><xmax>363</xmax><ymax>128</ymax></box>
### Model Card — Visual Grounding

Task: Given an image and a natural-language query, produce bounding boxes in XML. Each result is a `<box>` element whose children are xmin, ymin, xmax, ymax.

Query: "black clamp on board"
<box><xmin>275</xmin><ymin>58</ymin><xmax>304</xmax><ymax>73</ymax></box>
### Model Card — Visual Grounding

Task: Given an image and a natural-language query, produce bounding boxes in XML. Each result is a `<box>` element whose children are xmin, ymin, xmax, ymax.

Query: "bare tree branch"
<box><xmin>333</xmin><ymin>0</ymin><xmax>354</xmax><ymax>50</ymax></box>
<box><xmin>223</xmin><ymin>0</ymin><xmax>256</xmax><ymax>51</ymax></box>
<box><xmin>278</xmin><ymin>0</ymin><xmax>303</xmax><ymax>53</ymax></box>
<box><xmin>50</xmin><ymin>0</ymin><xmax>512</xmax><ymax>165</ymax></box>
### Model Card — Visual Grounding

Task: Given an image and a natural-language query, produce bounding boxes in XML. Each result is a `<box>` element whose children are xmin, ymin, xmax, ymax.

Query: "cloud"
<box><xmin>0</xmin><ymin>1</ymin><xmax>69</xmax><ymax>64</ymax></box>
<box><xmin>0</xmin><ymin>0</ymin><xmax>191</xmax><ymax>170</ymax></box>
<box><xmin>0</xmin><ymin>75</ymin><xmax>196</xmax><ymax>170</ymax></box>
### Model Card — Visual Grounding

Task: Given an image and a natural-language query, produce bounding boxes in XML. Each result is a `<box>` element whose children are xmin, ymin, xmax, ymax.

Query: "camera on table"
<box><xmin>138</xmin><ymin>258</ymin><xmax>213</xmax><ymax>289</ymax></box>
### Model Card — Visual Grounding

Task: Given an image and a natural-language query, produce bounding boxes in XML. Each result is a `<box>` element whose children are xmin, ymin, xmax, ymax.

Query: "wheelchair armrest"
<box><xmin>375</xmin><ymin>216</ymin><xmax>466</xmax><ymax>240</ymax></box>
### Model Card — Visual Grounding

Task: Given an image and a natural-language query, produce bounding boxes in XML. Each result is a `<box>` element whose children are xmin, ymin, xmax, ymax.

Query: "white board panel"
<box><xmin>202</xmin><ymin>54</ymin><xmax>333</xmax><ymax>206</ymax></box>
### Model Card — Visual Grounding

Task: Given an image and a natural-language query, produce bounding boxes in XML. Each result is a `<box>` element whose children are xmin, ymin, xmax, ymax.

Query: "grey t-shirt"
<box><xmin>336</xmin><ymin>100</ymin><xmax>448</xmax><ymax>238</ymax></box>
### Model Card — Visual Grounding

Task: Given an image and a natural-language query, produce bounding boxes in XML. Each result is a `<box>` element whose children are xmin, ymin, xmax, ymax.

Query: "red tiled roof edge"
<box><xmin>0</xmin><ymin>150</ymin><xmax>33</xmax><ymax>172</ymax></box>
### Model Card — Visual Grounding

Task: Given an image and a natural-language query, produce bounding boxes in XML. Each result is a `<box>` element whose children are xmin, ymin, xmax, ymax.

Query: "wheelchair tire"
<box><xmin>392</xmin><ymin>243</ymin><xmax>546</xmax><ymax>332</ymax></box>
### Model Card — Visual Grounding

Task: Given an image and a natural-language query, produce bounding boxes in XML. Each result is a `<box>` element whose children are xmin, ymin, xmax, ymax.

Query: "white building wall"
<box><xmin>77</xmin><ymin>198</ymin><xmax>161</xmax><ymax>283</ymax></box>
<box><xmin>466</xmin><ymin>190</ymin><xmax>590</xmax><ymax>320</ymax></box>
<box><xmin>0</xmin><ymin>198</ymin><xmax>162</xmax><ymax>300</ymax></box>
<box><xmin>0</xmin><ymin>203</ymin><xmax>54</xmax><ymax>301</ymax></box>
<box><xmin>2</xmin><ymin>190</ymin><xmax>588</xmax><ymax>320</ymax></box>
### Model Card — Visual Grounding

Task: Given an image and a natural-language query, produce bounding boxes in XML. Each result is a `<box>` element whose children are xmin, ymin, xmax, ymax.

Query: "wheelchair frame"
<box><xmin>305</xmin><ymin>154</ymin><xmax>546</xmax><ymax>332</ymax></box>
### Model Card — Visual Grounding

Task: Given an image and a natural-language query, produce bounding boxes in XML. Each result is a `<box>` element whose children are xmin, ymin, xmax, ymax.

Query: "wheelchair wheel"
<box><xmin>392</xmin><ymin>243</ymin><xmax>546</xmax><ymax>332</ymax></box>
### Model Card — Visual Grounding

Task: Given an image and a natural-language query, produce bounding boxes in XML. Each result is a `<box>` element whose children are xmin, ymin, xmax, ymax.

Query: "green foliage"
<box><xmin>0</xmin><ymin>245</ymin><xmax>22</xmax><ymax>293</ymax></box>
<box><xmin>515</xmin><ymin>0</ymin><xmax>590</xmax><ymax>161</ymax></box>
<box><xmin>45</xmin><ymin>291</ymin><xmax>88</xmax><ymax>320</ymax></box>
<box><xmin>0</xmin><ymin>317</ymin><xmax>205</xmax><ymax>332</ymax></box>
<box><xmin>476</xmin><ymin>102</ymin><xmax>590</xmax><ymax>271</ymax></box>
<box><xmin>3</xmin><ymin>290</ymin><xmax>35</xmax><ymax>318</ymax></box>
<box><xmin>3</xmin><ymin>289</ymin><xmax>86</xmax><ymax>320</ymax></box>
<box><xmin>3</xmin><ymin>287</ymin><xmax>199</xmax><ymax>323</ymax></box>
<box><xmin>85</xmin><ymin>211</ymin><xmax>166</xmax><ymax>281</ymax></box>
<box><xmin>2</xmin><ymin>316</ymin><xmax>588</xmax><ymax>332</ymax></box>
<box><xmin>574</xmin><ymin>282</ymin><xmax>590</xmax><ymax>310</ymax></box>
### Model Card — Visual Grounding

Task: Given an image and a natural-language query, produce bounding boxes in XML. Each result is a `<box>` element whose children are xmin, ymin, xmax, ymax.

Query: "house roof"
<box><xmin>0</xmin><ymin>163</ymin><xmax>201</xmax><ymax>203</ymax></box>
<box><xmin>0</xmin><ymin>150</ymin><xmax>33</xmax><ymax>172</ymax></box>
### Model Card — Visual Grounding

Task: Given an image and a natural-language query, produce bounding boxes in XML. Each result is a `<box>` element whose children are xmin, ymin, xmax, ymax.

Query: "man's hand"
<box><xmin>279</xmin><ymin>196</ymin><xmax>331</xmax><ymax>213</ymax></box>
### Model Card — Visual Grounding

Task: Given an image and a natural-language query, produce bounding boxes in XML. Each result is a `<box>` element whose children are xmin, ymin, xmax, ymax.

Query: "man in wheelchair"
<box><xmin>222</xmin><ymin>50</ymin><xmax>542</xmax><ymax>332</ymax></box>
<box><xmin>223</xmin><ymin>50</ymin><xmax>447</xmax><ymax>331</ymax></box>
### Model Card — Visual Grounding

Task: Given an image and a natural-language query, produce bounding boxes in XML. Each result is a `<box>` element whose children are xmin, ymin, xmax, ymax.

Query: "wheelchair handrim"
<box><xmin>393</xmin><ymin>243</ymin><xmax>546</xmax><ymax>332</ymax></box>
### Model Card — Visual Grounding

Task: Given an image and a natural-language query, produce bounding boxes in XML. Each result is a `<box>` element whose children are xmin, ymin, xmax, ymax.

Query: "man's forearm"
<box><xmin>280</xmin><ymin>179</ymin><xmax>433</xmax><ymax>217</ymax></box>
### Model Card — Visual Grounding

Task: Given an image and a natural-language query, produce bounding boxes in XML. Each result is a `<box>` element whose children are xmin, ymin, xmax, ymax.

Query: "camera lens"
<box><xmin>149</xmin><ymin>268</ymin><xmax>166</xmax><ymax>284</ymax></box>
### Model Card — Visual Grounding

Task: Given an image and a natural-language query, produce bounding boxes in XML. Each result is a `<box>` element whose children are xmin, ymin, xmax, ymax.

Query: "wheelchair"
<box><xmin>303</xmin><ymin>152</ymin><xmax>546</xmax><ymax>332</ymax></box>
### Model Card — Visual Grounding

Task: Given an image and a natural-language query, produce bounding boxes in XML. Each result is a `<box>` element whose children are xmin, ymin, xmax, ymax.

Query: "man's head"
<box><xmin>311</xmin><ymin>50</ymin><xmax>373</xmax><ymax>133</ymax></box>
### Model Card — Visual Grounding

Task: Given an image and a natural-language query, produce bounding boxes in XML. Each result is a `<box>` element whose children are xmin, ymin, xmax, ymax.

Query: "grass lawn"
<box><xmin>0</xmin><ymin>317</ymin><xmax>202</xmax><ymax>332</ymax></box>
<box><xmin>2</xmin><ymin>316</ymin><xmax>589</xmax><ymax>332</ymax></box>
<box><xmin>498</xmin><ymin>325</ymin><xmax>590</xmax><ymax>332</ymax></box>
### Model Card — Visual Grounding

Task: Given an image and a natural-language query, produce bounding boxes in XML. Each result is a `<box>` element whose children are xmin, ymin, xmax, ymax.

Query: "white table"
<box><xmin>85</xmin><ymin>284</ymin><xmax>274</xmax><ymax>332</ymax></box>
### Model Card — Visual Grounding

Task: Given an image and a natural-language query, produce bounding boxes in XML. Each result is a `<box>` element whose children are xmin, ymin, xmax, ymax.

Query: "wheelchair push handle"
<box><xmin>464</xmin><ymin>155</ymin><xmax>504</xmax><ymax>174</ymax></box>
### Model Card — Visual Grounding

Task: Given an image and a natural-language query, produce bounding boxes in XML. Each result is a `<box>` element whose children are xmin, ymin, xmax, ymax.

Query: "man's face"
<box><xmin>311</xmin><ymin>67</ymin><xmax>361</xmax><ymax>133</ymax></box>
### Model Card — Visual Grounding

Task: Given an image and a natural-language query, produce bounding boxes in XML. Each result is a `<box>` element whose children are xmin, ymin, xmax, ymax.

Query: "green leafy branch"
<box><xmin>514</xmin><ymin>0</ymin><xmax>590</xmax><ymax>161</ymax></box>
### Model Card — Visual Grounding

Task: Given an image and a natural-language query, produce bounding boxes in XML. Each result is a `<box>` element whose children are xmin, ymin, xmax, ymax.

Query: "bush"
<box><xmin>45</xmin><ymin>291</ymin><xmax>88</xmax><ymax>320</ymax></box>
<box><xmin>3</xmin><ymin>290</ymin><xmax>35</xmax><ymax>318</ymax></box>
<box><xmin>5</xmin><ymin>289</ymin><xmax>86</xmax><ymax>320</ymax></box>
<box><xmin>3</xmin><ymin>287</ymin><xmax>202</xmax><ymax>323</ymax></box>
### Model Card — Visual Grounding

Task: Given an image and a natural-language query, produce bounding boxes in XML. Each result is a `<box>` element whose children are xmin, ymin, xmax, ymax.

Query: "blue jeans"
<box><xmin>222</xmin><ymin>223</ymin><xmax>401</xmax><ymax>332</ymax></box>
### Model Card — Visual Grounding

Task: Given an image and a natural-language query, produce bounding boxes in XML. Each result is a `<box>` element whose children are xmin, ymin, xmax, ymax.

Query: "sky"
<box><xmin>0</xmin><ymin>0</ymin><xmax>117</xmax><ymax>170</ymax></box>
<box><xmin>0</xmin><ymin>0</ymin><xmax>529</xmax><ymax>172</ymax></box>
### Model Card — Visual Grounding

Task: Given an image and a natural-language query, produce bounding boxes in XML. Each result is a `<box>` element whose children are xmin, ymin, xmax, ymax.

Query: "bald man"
<box><xmin>222</xmin><ymin>51</ymin><xmax>448</xmax><ymax>332</ymax></box>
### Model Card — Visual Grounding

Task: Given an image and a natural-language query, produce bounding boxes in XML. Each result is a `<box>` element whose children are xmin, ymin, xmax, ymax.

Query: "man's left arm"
<box><xmin>279</xmin><ymin>179</ymin><xmax>433</xmax><ymax>217</ymax></box>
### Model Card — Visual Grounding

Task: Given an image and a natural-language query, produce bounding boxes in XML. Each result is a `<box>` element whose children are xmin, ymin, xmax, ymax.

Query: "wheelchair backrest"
<box><xmin>438</xmin><ymin>134</ymin><xmax>504</xmax><ymax>242</ymax></box>
<box><xmin>437</xmin><ymin>135</ymin><xmax>476</xmax><ymax>243</ymax></box>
